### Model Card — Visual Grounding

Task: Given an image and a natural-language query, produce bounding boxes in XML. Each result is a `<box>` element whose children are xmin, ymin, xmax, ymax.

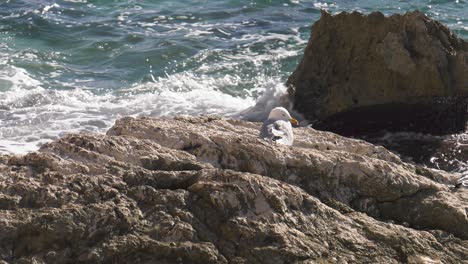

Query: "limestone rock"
<box><xmin>108</xmin><ymin>116</ymin><xmax>467</xmax><ymax>239</ymax></box>
<box><xmin>287</xmin><ymin>11</ymin><xmax>468</xmax><ymax>135</ymax></box>
<box><xmin>0</xmin><ymin>116</ymin><xmax>466</xmax><ymax>263</ymax></box>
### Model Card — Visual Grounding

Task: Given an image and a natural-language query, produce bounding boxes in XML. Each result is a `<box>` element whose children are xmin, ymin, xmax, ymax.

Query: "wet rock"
<box><xmin>0</xmin><ymin>116</ymin><xmax>466</xmax><ymax>263</ymax></box>
<box><xmin>287</xmin><ymin>11</ymin><xmax>468</xmax><ymax>135</ymax></box>
<box><xmin>363</xmin><ymin>130</ymin><xmax>468</xmax><ymax>173</ymax></box>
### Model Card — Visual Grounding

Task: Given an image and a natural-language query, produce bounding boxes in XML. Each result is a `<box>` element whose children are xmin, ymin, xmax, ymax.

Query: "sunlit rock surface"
<box><xmin>0</xmin><ymin>116</ymin><xmax>466</xmax><ymax>263</ymax></box>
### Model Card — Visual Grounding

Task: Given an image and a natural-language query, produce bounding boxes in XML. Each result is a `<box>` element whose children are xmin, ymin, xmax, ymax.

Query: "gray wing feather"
<box><xmin>259</xmin><ymin>119</ymin><xmax>294</xmax><ymax>146</ymax></box>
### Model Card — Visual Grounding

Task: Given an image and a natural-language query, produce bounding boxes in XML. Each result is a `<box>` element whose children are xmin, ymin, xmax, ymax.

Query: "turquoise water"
<box><xmin>0</xmin><ymin>0</ymin><xmax>467</xmax><ymax>157</ymax></box>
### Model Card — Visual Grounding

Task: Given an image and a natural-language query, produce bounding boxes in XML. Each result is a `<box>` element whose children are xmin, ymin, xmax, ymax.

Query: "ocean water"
<box><xmin>0</xmin><ymin>0</ymin><xmax>467</xmax><ymax>173</ymax></box>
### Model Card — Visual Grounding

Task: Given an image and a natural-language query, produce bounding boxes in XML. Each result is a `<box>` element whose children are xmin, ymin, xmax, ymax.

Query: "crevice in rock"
<box><xmin>123</xmin><ymin>169</ymin><xmax>202</xmax><ymax>191</ymax></box>
<box><xmin>181</xmin><ymin>143</ymin><xmax>203</xmax><ymax>152</ymax></box>
<box><xmin>139</xmin><ymin>156</ymin><xmax>204</xmax><ymax>172</ymax></box>
<box><xmin>190</xmin><ymin>215</ymin><xmax>230</xmax><ymax>263</ymax></box>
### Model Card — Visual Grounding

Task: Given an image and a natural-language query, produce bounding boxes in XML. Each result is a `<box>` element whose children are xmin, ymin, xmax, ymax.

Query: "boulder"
<box><xmin>1</xmin><ymin>116</ymin><xmax>466</xmax><ymax>263</ymax></box>
<box><xmin>287</xmin><ymin>11</ymin><xmax>468</xmax><ymax>136</ymax></box>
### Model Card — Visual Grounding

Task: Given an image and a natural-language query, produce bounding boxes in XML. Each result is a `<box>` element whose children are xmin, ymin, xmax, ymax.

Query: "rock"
<box><xmin>287</xmin><ymin>11</ymin><xmax>468</xmax><ymax>136</ymax></box>
<box><xmin>364</xmin><ymin>131</ymin><xmax>468</xmax><ymax>173</ymax></box>
<box><xmin>0</xmin><ymin>116</ymin><xmax>466</xmax><ymax>263</ymax></box>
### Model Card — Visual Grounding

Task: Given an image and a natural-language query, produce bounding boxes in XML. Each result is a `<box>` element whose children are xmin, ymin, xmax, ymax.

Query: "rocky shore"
<box><xmin>1</xmin><ymin>10</ymin><xmax>468</xmax><ymax>264</ymax></box>
<box><xmin>0</xmin><ymin>116</ymin><xmax>466</xmax><ymax>263</ymax></box>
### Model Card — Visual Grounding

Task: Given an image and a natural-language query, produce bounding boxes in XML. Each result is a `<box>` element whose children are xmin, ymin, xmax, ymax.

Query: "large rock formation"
<box><xmin>1</xmin><ymin>116</ymin><xmax>466</xmax><ymax>263</ymax></box>
<box><xmin>287</xmin><ymin>11</ymin><xmax>468</xmax><ymax>136</ymax></box>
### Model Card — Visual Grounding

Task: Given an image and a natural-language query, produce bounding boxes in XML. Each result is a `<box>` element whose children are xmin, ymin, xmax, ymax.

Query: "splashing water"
<box><xmin>0</xmin><ymin>0</ymin><xmax>467</xmax><ymax>175</ymax></box>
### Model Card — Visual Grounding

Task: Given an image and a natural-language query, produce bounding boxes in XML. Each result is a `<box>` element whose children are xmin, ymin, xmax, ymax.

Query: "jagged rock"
<box><xmin>365</xmin><ymin>131</ymin><xmax>468</xmax><ymax>173</ymax></box>
<box><xmin>108</xmin><ymin>116</ymin><xmax>467</xmax><ymax>238</ymax></box>
<box><xmin>287</xmin><ymin>11</ymin><xmax>468</xmax><ymax>135</ymax></box>
<box><xmin>0</xmin><ymin>116</ymin><xmax>466</xmax><ymax>263</ymax></box>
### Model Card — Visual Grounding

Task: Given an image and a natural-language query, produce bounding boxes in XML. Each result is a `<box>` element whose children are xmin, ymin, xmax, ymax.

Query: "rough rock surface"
<box><xmin>365</xmin><ymin>131</ymin><xmax>468</xmax><ymax>173</ymax></box>
<box><xmin>1</xmin><ymin>116</ymin><xmax>466</xmax><ymax>263</ymax></box>
<box><xmin>287</xmin><ymin>11</ymin><xmax>468</xmax><ymax>135</ymax></box>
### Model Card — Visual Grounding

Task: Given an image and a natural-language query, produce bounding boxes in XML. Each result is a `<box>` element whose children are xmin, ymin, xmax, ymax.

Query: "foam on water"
<box><xmin>0</xmin><ymin>0</ymin><xmax>467</xmax><ymax>176</ymax></box>
<box><xmin>235</xmin><ymin>79</ymin><xmax>293</xmax><ymax>122</ymax></box>
<box><xmin>0</xmin><ymin>57</ymin><xmax>290</xmax><ymax>154</ymax></box>
<box><xmin>0</xmin><ymin>0</ymin><xmax>313</xmax><ymax>154</ymax></box>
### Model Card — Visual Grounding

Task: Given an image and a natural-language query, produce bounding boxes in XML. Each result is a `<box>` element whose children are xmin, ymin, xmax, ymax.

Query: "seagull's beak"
<box><xmin>289</xmin><ymin>118</ymin><xmax>299</xmax><ymax>126</ymax></box>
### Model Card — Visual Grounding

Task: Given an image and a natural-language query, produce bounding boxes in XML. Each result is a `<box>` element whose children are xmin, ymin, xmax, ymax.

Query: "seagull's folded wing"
<box><xmin>259</xmin><ymin>119</ymin><xmax>293</xmax><ymax>146</ymax></box>
<box><xmin>268</xmin><ymin>122</ymin><xmax>286</xmax><ymax>137</ymax></box>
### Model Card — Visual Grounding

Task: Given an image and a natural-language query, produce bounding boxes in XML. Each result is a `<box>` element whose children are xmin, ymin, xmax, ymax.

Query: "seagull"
<box><xmin>259</xmin><ymin>107</ymin><xmax>299</xmax><ymax>146</ymax></box>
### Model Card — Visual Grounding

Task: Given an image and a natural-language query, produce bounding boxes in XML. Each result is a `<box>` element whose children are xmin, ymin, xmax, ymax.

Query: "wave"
<box><xmin>0</xmin><ymin>63</ymin><xmax>294</xmax><ymax>154</ymax></box>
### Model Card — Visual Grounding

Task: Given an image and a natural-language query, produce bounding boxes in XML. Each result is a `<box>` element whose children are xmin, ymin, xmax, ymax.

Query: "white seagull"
<box><xmin>259</xmin><ymin>107</ymin><xmax>299</xmax><ymax>146</ymax></box>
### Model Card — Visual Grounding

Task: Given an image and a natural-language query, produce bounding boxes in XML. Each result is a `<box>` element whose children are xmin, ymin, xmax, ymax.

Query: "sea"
<box><xmin>0</xmin><ymin>0</ymin><xmax>467</xmax><ymax>176</ymax></box>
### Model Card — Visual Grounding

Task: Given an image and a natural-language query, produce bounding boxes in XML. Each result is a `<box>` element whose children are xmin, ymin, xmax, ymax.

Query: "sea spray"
<box><xmin>0</xmin><ymin>0</ymin><xmax>466</xmax><ymax>175</ymax></box>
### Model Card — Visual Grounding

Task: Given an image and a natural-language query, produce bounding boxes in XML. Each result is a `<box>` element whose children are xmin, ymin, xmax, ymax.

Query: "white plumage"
<box><xmin>259</xmin><ymin>107</ymin><xmax>298</xmax><ymax>146</ymax></box>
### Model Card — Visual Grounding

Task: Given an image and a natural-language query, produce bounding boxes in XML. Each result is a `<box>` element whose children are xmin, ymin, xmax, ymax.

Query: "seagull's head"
<box><xmin>268</xmin><ymin>107</ymin><xmax>299</xmax><ymax>125</ymax></box>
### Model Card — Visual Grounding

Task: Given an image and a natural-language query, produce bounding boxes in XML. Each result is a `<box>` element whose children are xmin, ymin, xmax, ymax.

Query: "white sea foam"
<box><xmin>0</xmin><ymin>64</ymin><xmax>289</xmax><ymax>154</ymax></box>
<box><xmin>0</xmin><ymin>65</ymin><xmax>42</xmax><ymax>90</ymax></box>
<box><xmin>118</xmin><ymin>72</ymin><xmax>256</xmax><ymax>117</ymax></box>
<box><xmin>0</xmin><ymin>14</ymin><xmax>307</xmax><ymax>154</ymax></box>
<box><xmin>234</xmin><ymin>79</ymin><xmax>290</xmax><ymax>122</ymax></box>
<box><xmin>63</xmin><ymin>0</ymin><xmax>87</xmax><ymax>3</ymax></box>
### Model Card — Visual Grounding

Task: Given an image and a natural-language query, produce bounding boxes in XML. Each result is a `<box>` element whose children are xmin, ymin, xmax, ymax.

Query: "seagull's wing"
<box><xmin>259</xmin><ymin>119</ymin><xmax>293</xmax><ymax>146</ymax></box>
<box><xmin>455</xmin><ymin>174</ymin><xmax>468</xmax><ymax>188</ymax></box>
